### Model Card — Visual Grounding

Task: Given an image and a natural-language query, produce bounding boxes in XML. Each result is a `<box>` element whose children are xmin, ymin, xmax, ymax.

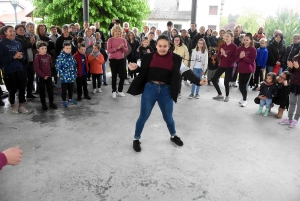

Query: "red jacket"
<box><xmin>235</xmin><ymin>45</ymin><xmax>257</xmax><ymax>74</ymax></box>
<box><xmin>73</xmin><ymin>51</ymin><xmax>89</xmax><ymax>77</ymax></box>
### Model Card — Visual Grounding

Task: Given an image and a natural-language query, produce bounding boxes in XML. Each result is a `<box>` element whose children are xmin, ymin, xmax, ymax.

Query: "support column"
<box><xmin>83</xmin><ymin>0</ymin><xmax>89</xmax><ymax>22</ymax></box>
<box><xmin>191</xmin><ymin>0</ymin><xmax>197</xmax><ymax>23</ymax></box>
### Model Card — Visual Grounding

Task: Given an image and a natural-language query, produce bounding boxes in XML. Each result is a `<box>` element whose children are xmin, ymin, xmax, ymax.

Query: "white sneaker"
<box><xmin>93</xmin><ymin>89</ymin><xmax>96</xmax><ymax>94</ymax></box>
<box><xmin>112</xmin><ymin>92</ymin><xmax>117</xmax><ymax>98</ymax></box>
<box><xmin>11</xmin><ymin>106</ymin><xmax>18</xmax><ymax>114</ymax></box>
<box><xmin>117</xmin><ymin>92</ymin><xmax>126</xmax><ymax>97</ymax></box>
<box><xmin>232</xmin><ymin>82</ymin><xmax>238</xmax><ymax>87</ymax></box>
<box><xmin>128</xmin><ymin>78</ymin><xmax>133</xmax><ymax>83</ymax></box>
<box><xmin>240</xmin><ymin>101</ymin><xmax>247</xmax><ymax>107</ymax></box>
<box><xmin>184</xmin><ymin>81</ymin><xmax>189</xmax><ymax>86</ymax></box>
<box><xmin>124</xmin><ymin>80</ymin><xmax>130</xmax><ymax>85</ymax></box>
<box><xmin>18</xmin><ymin>106</ymin><xmax>28</xmax><ymax>113</ymax></box>
<box><xmin>97</xmin><ymin>88</ymin><xmax>102</xmax><ymax>93</ymax></box>
<box><xmin>239</xmin><ymin>97</ymin><xmax>248</xmax><ymax>104</ymax></box>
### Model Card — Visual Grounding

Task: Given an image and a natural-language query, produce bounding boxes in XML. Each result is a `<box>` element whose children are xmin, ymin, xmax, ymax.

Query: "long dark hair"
<box><xmin>244</xmin><ymin>33</ymin><xmax>255</xmax><ymax>47</ymax></box>
<box><xmin>172</xmin><ymin>35</ymin><xmax>183</xmax><ymax>46</ymax></box>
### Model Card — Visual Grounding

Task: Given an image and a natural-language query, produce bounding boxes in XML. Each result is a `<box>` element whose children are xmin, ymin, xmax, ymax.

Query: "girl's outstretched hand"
<box><xmin>128</xmin><ymin>62</ymin><xmax>138</xmax><ymax>71</ymax></box>
<box><xmin>200</xmin><ymin>78</ymin><xmax>207</xmax><ymax>85</ymax></box>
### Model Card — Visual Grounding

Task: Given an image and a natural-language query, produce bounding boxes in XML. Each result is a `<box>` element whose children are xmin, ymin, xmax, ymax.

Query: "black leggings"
<box><xmin>3</xmin><ymin>70</ymin><xmax>26</xmax><ymax>105</ymax></box>
<box><xmin>212</xmin><ymin>67</ymin><xmax>233</xmax><ymax>97</ymax></box>
<box><xmin>61</xmin><ymin>82</ymin><xmax>74</xmax><ymax>101</ymax></box>
<box><xmin>239</xmin><ymin>73</ymin><xmax>252</xmax><ymax>101</ymax></box>
<box><xmin>38</xmin><ymin>77</ymin><xmax>54</xmax><ymax>105</ymax></box>
<box><xmin>92</xmin><ymin>74</ymin><xmax>102</xmax><ymax>89</ymax></box>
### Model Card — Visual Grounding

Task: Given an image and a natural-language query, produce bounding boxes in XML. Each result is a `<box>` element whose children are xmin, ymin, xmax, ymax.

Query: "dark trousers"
<box><xmin>109</xmin><ymin>58</ymin><xmax>125</xmax><ymax>92</ymax></box>
<box><xmin>3</xmin><ymin>70</ymin><xmax>26</xmax><ymax>105</ymax></box>
<box><xmin>231</xmin><ymin>66</ymin><xmax>238</xmax><ymax>82</ymax></box>
<box><xmin>23</xmin><ymin>63</ymin><xmax>35</xmax><ymax>96</ymax></box>
<box><xmin>76</xmin><ymin>75</ymin><xmax>89</xmax><ymax>98</ymax></box>
<box><xmin>61</xmin><ymin>82</ymin><xmax>74</xmax><ymax>101</ymax></box>
<box><xmin>239</xmin><ymin>73</ymin><xmax>252</xmax><ymax>101</ymax></box>
<box><xmin>254</xmin><ymin>65</ymin><xmax>264</xmax><ymax>85</ymax></box>
<box><xmin>127</xmin><ymin>57</ymin><xmax>137</xmax><ymax>78</ymax></box>
<box><xmin>38</xmin><ymin>77</ymin><xmax>54</xmax><ymax>105</ymax></box>
<box><xmin>212</xmin><ymin>67</ymin><xmax>233</xmax><ymax>97</ymax></box>
<box><xmin>92</xmin><ymin>74</ymin><xmax>102</xmax><ymax>89</ymax></box>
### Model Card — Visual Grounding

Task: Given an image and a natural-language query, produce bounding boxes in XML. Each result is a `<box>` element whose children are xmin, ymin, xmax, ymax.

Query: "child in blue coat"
<box><xmin>56</xmin><ymin>42</ymin><xmax>77</xmax><ymax>107</ymax></box>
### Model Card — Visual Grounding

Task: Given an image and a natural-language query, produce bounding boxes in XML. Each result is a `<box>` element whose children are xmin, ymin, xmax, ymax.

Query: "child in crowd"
<box><xmin>88</xmin><ymin>44</ymin><xmax>105</xmax><ymax>94</ymax></box>
<box><xmin>56</xmin><ymin>42</ymin><xmax>77</xmax><ymax>108</ymax></box>
<box><xmin>207</xmin><ymin>47</ymin><xmax>219</xmax><ymax>85</ymax></box>
<box><xmin>73</xmin><ymin>44</ymin><xmax>91</xmax><ymax>101</ymax></box>
<box><xmin>138</xmin><ymin>37</ymin><xmax>153</xmax><ymax>60</ymax></box>
<box><xmin>95</xmin><ymin>32</ymin><xmax>103</xmax><ymax>45</ymax></box>
<box><xmin>209</xmin><ymin>31</ymin><xmax>218</xmax><ymax>48</ymax></box>
<box><xmin>148</xmin><ymin>32</ymin><xmax>157</xmax><ymax>52</ymax></box>
<box><xmin>253</xmin><ymin>38</ymin><xmax>268</xmax><ymax>91</ymax></box>
<box><xmin>98</xmin><ymin>42</ymin><xmax>108</xmax><ymax>85</ymax></box>
<box><xmin>189</xmin><ymin>38</ymin><xmax>208</xmax><ymax>99</ymax></box>
<box><xmin>279</xmin><ymin>56</ymin><xmax>300</xmax><ymax>128</ymax></box>
<box><xmin>256</xmin><ymin>72</ymin><xmax>278</xmax><ymax>116</ymax></box>
<box><xmin>34</xmin><ymin>41</ymin><xmax>58</xmax><ymax>111</ymax></box>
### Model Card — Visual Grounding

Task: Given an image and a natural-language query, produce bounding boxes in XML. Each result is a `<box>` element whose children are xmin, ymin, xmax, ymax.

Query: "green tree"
<box><xmin>33</xmin><ymin>0</ymin><xmax>151</xmax><ymax>35</ymax></box>
<box><xmin>264</xmin><ymin>8</ymin><xmax>300</xmax><ymax>45</ymax></box>
<box><xmin>236</xmin><ymin>8</ymin><xmax>263</xmax><ymax>34</ymax></box>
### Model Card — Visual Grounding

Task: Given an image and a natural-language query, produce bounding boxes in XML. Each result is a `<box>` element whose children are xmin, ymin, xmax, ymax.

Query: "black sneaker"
<box><xmin>252</xmin><ymin>85</ymin><xmax>258</xmax><ymax>91</ymax></box>
<box><xmin>170</xmin><ymin>135</ymin><xmax>183</xmax><ymax>146</ymax></box>
<box><xmin>77</xmin><ymin>97</ymin><xmax>82</xmax><ymax>101</ymax></box>
<box><xmin>49</xmin><ymin>103</ymin><xmax>58</xmax><ymax>110</ymax></box>
<box><xmin>42</xmin><ymin>104</ymin><xmax>48</xmax><ymax>111</ymax></box>
<box><xmin>84</xmin><ymin>95</ymin><xmax>91</xmax><ymax>100</ymax></box>
<box><xmin>103</xmin><ymin>82</ymin><xmax>108</xmax><ymax>86</ymax></box>
<box><xmin>133</xmin><ymin>140</ymin><xmax>141</xmax><ymax>152</ymax></box>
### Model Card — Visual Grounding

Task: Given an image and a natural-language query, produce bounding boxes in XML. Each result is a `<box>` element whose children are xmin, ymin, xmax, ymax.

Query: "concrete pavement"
<box><xmin>0</xmin><ymin>78</ymin><xmax>299</xmax><ymax>201</ymax></box>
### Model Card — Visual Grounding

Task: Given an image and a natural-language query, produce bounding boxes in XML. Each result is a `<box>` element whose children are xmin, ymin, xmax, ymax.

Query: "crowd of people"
<box><xmin>0</xmin><ymin>18</ymin><xmax>300</xmax><ymax>156</ymax></box>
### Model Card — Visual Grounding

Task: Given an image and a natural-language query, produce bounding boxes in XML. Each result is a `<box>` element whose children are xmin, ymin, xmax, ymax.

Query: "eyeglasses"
<box><xmin>279</xmin><ymin>75</ymin><xmax>286</xmax><ymax>80</ymax></box>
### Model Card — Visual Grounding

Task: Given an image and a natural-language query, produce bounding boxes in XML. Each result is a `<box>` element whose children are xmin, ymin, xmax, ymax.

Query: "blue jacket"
<box><xmin>256</xmin><ymin>47</ymin><xmax>268</xmax><ymax>69</ymax></box>
<box><xmin>55</xmin><ymin>51</ymin><xmax>77</xmax><ymax>83</ymax></box>
<box><xmin>0</xmin><ymin>38</ymin><xmax>24</xmax><ymax>73</ymax></box>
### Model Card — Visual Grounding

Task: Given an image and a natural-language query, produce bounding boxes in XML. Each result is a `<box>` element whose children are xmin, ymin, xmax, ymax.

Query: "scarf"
<box><xmin>92</xmin><ymin>51</ymin><xmax>100</xmax><ymax>58</ymax></box>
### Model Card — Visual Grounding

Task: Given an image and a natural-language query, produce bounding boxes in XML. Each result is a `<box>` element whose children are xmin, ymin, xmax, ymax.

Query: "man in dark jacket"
<box><xmin>282</xmin><ymin>34</ymin><xmax>300</xmax><ymax>68</ymax></box>
<box><xmin>180</xmin><ymin>29</ymin><xmax>191</xmax><ymax>53</ymax></box>
<box><xmin>192</xmin><ymin>26</ymin><xmax>210</xmax><ymax>49</ymax></box>
<box><xmin>55</xmin><ymin>25</ymin><xmax>74</xmax><ymax>57</ymax></box>
<box><xmin>188</xmin><ymin>23</ymin><xmax>198</xmax><ymax>41</ymax></box>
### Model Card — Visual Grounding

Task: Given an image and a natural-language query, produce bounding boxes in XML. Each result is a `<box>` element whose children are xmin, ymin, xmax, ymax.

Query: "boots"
<box><xmin>263</xmin><ymin>108</ymin><xmax>269</xmax><ymax>117</ymax></box>
<box><xmin>275</xmin><ymin>108</ymin><xmax>285</xmax><ymax>119</ymax></box>
<box><xmin>256</xmin><ymin>106</ymin><xmax>263</xmax><ymax>115</ymax></box>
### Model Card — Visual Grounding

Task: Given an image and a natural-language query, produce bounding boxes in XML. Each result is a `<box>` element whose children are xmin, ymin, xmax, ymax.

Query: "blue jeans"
<box><xmin>268</xmin><ymin>66</ymin><xmax>282</xmax><ymax>75</ymax></box>
<box><xmin>260</xmin><ymin>98</ymin><xmax>272</xmax><ymax>108</ymax></box>
<box><xmin>134</xmin><ymin>82</ymin><xmax>176</xmax><ymax>140</ymax></box>
<box><xmin>191</xmin><ymin>68</ymin><xmax>202</xmax><ymax>95</ymax></box>
<box><xmin>102</xmin><ymin>63</ymin><xmax>107</xmax><ymax>83</ymax></box>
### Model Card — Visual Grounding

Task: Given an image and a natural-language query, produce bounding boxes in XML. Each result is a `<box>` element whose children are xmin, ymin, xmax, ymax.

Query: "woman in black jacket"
<box><xmin>15</xmin><ymin>24</ymin><xmax>36</xmax><ymax>98</ymax></box>
<box><xmin>267</xmin><ymin>33</ymin><xmax>286</xmax><ymax>75</ymax></box>
<box><xmin>127</xmin><ymin>35</ymin><xmax>207</xmax><ymax>152</ymax></box>
<box><xmin>127</xmin><ymin>31</ymin><xmax>140</xmax><ymax>79</ymax></box>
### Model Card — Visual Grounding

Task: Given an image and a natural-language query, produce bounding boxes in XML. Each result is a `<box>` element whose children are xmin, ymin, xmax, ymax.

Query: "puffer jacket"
<box><xmin>267</xmin><ymin>40</ymin><xmax>286</xmax><ymax>66</ymax></box>
<box><xmin>56</xmin><ymin>51</ymin><xmax>77</xmax><ymax>83</ymax></box>
<box><xmin>282</xmin><ymin>42</ymin><xmax>300</xmax><ymax>65</ymax></box>
<box><xmin>289</xmin><ymin>55</ymin><xmax>300</xmax><ymax>86</ymax></box>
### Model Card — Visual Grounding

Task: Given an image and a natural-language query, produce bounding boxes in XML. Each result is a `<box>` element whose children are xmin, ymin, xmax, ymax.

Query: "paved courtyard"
<box><xmin>0</xmin><ymin>78</ymin><xmax>299</xmax><ymax>201</ymax></box>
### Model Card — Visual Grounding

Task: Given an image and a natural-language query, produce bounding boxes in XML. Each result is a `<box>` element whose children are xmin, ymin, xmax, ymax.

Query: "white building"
<box><xmin>146</xmin><ymin>0</ymin><xmax>224</xmax><ymax>32</ymax></box>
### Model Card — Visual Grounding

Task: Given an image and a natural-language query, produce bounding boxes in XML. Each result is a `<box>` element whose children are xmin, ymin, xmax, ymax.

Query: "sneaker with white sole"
<box><xmin>97</xmin><ymin>88</ymin><xmax>102</xmax><ymax>93</ymax></box>
<box><xmin>93</xmin><ymin>89</ymin><xmax>96</xmax><ymax>94</ymax></box>
<box><xmin>178</xmin><ymin>93</ymin><xmax>182</xmax><ymax>99</ymax></box>
<box><xmin>232</xmin><ymin>82</ymin><xmax>238</xmax><ymax>87</ymax></box>
<box><xmin>184</xmin><ymin>81</ymin><xmax>189</xmax><ymax>86</ymax></box>
<box><xmin>18</xmin><ymin>106</ymin><xmax>28</xmax><ymax>114</ymax></box>
<box><xmin>112</xmin><ymin>92</ymin><xmax>117</xmax><ymax>98</ymax></box>
<box><xmin>124</xmin><ymin>80</ymin><xmax>130</xmax><ymax>85</ymax></box>
<box><xmin>188</xmin><ymin>94</ymin><xmax>194</xmax><ymax>99</ymax></box>
<box><xmin>117</xmin><ymin>92</ymin><xmax>126</xmax><ymax>97</ymax></box>
<box><xmin>240</xmin><ymin>101</ymin><xmax>247</xmax><ymax>107</ymax></box>
<box><xmin>195</xmin><ymin>94</ymin><xmax>200</xmax><ymax>99</ymax></box>
<box><xmin>278</xmin><ymin>118</ymin><xmax>292</xmax><ymax>125</ymax></box>
<box><xmin>213</xmin><ymin>95</ymin><xmax>224</xmax><ymax>100</ymax></box>
<box><xmin>239</xmin><ymin>97</ymin><xmax>248</xmax><ymax>104</ymax></box>
<box><xmin>11</xmin><ymin>106</ymin><xmax>19</xmax><ymax>114</ymax></box>
<box><xmin>224</xmin><ymin>96</ymin><xmax>229</xmax><ymax>102</ymax></box>
<box><xmin>289</xmin><ymin>119</ymin><xmax>298</xmax><ymax>128</ymax></box>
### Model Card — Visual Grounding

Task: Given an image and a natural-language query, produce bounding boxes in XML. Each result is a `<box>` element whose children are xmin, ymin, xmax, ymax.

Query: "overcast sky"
<box><xmin>222</xmin><ymin>0</ymin><xmax>299</xmax><ymax>17</ymax></box>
